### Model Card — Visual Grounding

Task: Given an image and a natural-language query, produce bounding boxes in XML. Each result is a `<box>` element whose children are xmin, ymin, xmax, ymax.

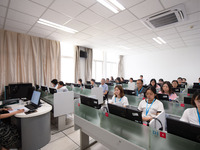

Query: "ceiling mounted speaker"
<box><xmin>140</xmin><ymin>4</ymin><xmax>187</xmax><ymax>29</ymax></box>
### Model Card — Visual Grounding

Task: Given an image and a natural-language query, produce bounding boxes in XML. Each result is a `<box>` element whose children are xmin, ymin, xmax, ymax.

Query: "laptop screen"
<box><xmin>31</xmin><ymin>91</ymin><xmax>41</xmax><ymax>105</ymax></box>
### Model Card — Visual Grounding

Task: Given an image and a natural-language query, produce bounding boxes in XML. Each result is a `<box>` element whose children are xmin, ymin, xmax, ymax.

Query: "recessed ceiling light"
<box><xmin>97</xmin><ymin>0</ymin><xmax>125</xmax><ymax>13</ymax></box>
<box><xmin>153</xmin><ymin>37</ymin><xmax>167</xmax><ymax>45</ymax></box>
<box><xmin>37</xmin><ymin>19</ymin><xmax>78</xmax><ymax>34</ymax></box>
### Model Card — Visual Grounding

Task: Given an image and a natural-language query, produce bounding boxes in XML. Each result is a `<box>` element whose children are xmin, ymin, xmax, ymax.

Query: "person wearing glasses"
<box><xmin>135</xmin><ymin>79</ymin><xmax>146</xmax><ymax>97</ymax></box>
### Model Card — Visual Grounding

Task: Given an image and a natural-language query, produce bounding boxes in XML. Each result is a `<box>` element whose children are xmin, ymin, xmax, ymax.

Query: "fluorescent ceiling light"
<box><xmin>97</xmin><ymin>0</ymin><xmax>125</xmax><ymax>13</ymax></box>
<box><xmin>37</xmin><ymin>19</ymin><xmax>78</xmax><ymax>34</ymax></box>
<box><xmin>153</xmin><ymin>37</ymin><xmax>167</xmax><ymax>45</ymax></box>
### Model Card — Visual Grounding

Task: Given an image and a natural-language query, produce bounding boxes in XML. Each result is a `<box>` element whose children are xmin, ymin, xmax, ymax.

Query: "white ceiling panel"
<box><xmin>161</xmin><ymin>34</ymin><xmax>180</xmax><ymax>40</ymax></box>
<box><xmin>30</xmin><ymin>0</ymin><xmax>54</xmax><ymax>7</ymax></box>
<box><xmin>94</xmin><ymin>20</ymin><xmax>117</xmax><ymax>31</ymax></box>
<box><xmin>182</xmin><ymin>34</ymin><xmax>200</xmax><ymax>41</ymax></box>
<box><xmin>50</xmin><ymin>0</ymin><xmax>86</xmax><ymax>18</ymax></box>
<box><xmin>109</xmin><ymin>10</ymin><xmax>137</xmax><ymax>26</ymax></box>
<box><xmin>122</xmin><ymin>20</ymin><xmax>145</xmax><ymax>32</ymax></box>
<box><xmin>34</xmin><ymin>23</ymin><xmax>57</xmax><ymax>32</ymax></box>
<box><xmin>10</xmin><ymin>0</ymin><xmax>46</xmax><ymax>17</ymax></box>
<box><xmin>108</xmin><ymin>27</ymin><xmax>127</xmax><ymax>36</ymax></box>
<box><xmin>117</xmin><ymin>0</ymin><xmax>145</xmax><ymax>9</ymax></box>
<box><xmin>0</xmin><ymin>0</ymin><xmax>9</xmax><ymax>7</ymax></box>
<box><xmin>64</xmin><ymin>19</ymin><xmax>89</xmax><ymax>32</ymax></box>
<box><xmin>129</xmin><ymin>0</ymin><xmax>164</xmax><ymax>19</ymax></box>
<box><xmin>76</xmin><ymin>9</ymin><xmax>104</xmax><ymax>25</ymax></box>
<box><xmin>29</xmin><ymin>32</ymin><xmax>46</xmax><ymax>38</ymax></box>
<box><xmin>132</xmin><ymin>28</ymin><xmax>153</xmax><ymax>36</ymax></box>
<box><xmin>82</xmin><ymin>27</ymin><xmax>103</xmax><ymax>36</ymax></box>
<box><xmin>160</xmin><ymin>0</ymin><xmax>187</xmax><ymax>9</ymax></box>
<box><xmin>0</xmin><ymin>6</ymin><xmax>7</xmax><ymax>17</ymax></box>
<box><xmin>90</xmin><ymin>3</ymin><xmax>115</xmax><ymax>18</ymax></box>
<box><xmin>29</xmin><ymin>26</ymin><xmax>52</xmax><ymax>37</ymax></box>
<box><xmin>73</xmin><ymin>0</ymin><xmax>96</xmax><ymax>8</ymax></box>
<box><xmin>156</xmin><ymin>28</ymin><xmax>178</xmax><ymax>36</ymax></box>
<box><xmin>119</xmin><ymin>33</ymin><xmax>136</xmax><ymax>40</ymax></box>
<box><xmin>4</xmin><ymin>25</ymin><xmax>27</xmax><ymax>34</ymax></box>
<box><xmin>5</xmin><ymin>19</ymin><xmax>32</xmax><ymax>31</ymax></box>
<box><xmin>184</xmin><ymin>0</ymin><xmax>200</xmax><ymax>15</ymax></box>
<box><xmin>7</xmin><ymin>9</ymin><xmax>38</xmax><ymax>26</ymax></box>
<box><xmin>141</xmin><ymin>33</ymin><xmax>158</xmax><ymax>40</ymax></box>
<box><xmin>41</xmin><ymin>9</ymin><xmax>71</xmax><ymax>25</ymax></box>
<box><xmin>179</xmin><ymin>28</ymin><xmax>200</xmax><ymax>37</ymax></box>
<box><xmin>72</xmin><ymin>32</ymin><xmax>91</xmax><ymax>40</ymax></box>
<box><xmin>0</xmin><ymin>17</ymin><xmax>4</xmax><ymax>26</ymax></box>
<box><xmin>176</xmin><ymin>20</ymin><xmax>200</xmax><ymax>32</ymax></box>
<box><xmin>55</xmin><ymin>30</ymin><xmax>74</xmax><ymax>37</ymax></box>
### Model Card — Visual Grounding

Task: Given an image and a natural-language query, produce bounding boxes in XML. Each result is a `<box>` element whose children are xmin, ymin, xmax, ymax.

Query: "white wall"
<box><xmin>124</xmin><ymin>46</ymin><xmax>200</xmax><ymax>85</ymax></box>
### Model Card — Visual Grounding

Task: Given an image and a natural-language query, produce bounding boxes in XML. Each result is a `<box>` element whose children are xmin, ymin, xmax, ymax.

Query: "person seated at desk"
<box><xmin>120</xmin><ymin>77</ymin><xmax>124</xmax><ymax>83</ymax></box>
<box><xmin>106</xmin><ymin>78</ymin><xmax>110</xmax><ymax>84</ymax></box>
<box><xmin>140</xmin><ymin>75</ymin><xmax>146</xmax><ymax>85</ymax></box>
<box><xmin>180</xmin><ymin>92</ymin><xmax>200</xmax><ymax>125</ymax></box>
<box><xmin>91</xmin><ymin>79</ymin><xmax>97</xmax><ymax>87</ymax></box>
<box><xmin>128</xmin><ymin>78</ymin><xmax>135</xmax><ymax>90</ymax></box>
<box><xmin>159</xmin><ymin>81</ymin><xmax>178</xmax><ymax>100</ymax></box>
<box><xmin>172</xmin><ymin>80</ymin><xmax>178</xmax><ymax>88</ymax></box>
<box><xmin>158</xmin><ymin>78</ymin><xmax>164</xmax><ymax>87</ymax></box>
<box><xmin>135</xmin><ymin>79</ymin><xmax>146</xmax><ymax>97</ymax></box>
<box><xmin>138</xmin><ymin>86</ymin><xmax>164</xmax><ymax>122</ymax></box>
<box><xmin>177</xmin><ymin>77</ymin><xmax>183</xmax><ymax>88</ymax></box>
<box><xmin>182</xmin><ymin>78</ymin><xmax>187</xmax><ymax>85</ymax></box>
<box><xmin>57</xmin><ymin>81</ymin><xmax>68</xmax><ymax>92</ymax></box>
<box><xmin>51</xmin><ymin>79</ymin><xmax>58</xmax><ymax>89</ymax></box>
<box><xmin>0</xmin><ymin>108</ymin><xmax>24</xmax><ymax>150</ymax></box>
<box><xmin>110</xmin><ymin>76</ymin><xmax>114</xmax><ymax>82</ymax></box>
<box><xmin>115</xmin><ymin>77</ymin><xmax>121</xmax><ymax>84</ymax></box>
<box><xmin>99</xmin><ymin>78</ymin><xmax>108</xmax><ymax>98</ymax></box>
<box><xmin>78</xmin><ymin>79</ymin><xmax>84</xmax><ymax>87</ymax></box>
<box><xmin>149</xmin><ymin>78</ymin><xmax>160</xmax><ymax>93</ymax></box>
<box><xmin>109</xmin><ymin>85</ymin><xmax>129</xmax><ymax>107</ymax></box>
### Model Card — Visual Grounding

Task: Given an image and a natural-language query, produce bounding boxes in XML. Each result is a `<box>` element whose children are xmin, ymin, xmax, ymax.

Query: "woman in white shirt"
<box><xmin>109</xmin><ymin>85</ymin><xmax>129</xmax><ymax>107</ymax></box>
<box><xmin>57</xmin><ymin>81</ymin><xmax>68</xmax><ymax>92</ymax></box>
<box><xmin>138</xmin><ymin>86</ymin><xmax>164</xmax><ymax>122</ymax></box>
<box><xmin>180</xmin><ymin>92</ymin><xmax>200</xmax><ymax>125</ymax></box>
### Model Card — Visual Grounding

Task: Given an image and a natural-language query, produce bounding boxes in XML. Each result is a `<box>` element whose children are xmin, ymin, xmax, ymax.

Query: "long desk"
<box><xmin>9</xmin><ymin>100</ymin><xmax>52</xmax><ymax>150</ymax></box>
<box><xmin>74</xmin><ymin>100</ymin><xmax>200</xmax><ymax>150</ymax></box>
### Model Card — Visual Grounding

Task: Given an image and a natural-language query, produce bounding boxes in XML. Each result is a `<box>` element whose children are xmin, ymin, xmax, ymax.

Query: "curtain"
<box><xmin>74</xmin><ymin>46</ymin><xmax>80</xmax><ymax>83</ymax></box>
<box><xmin>118</xmin><ymin>55</ymin><xmax>124</xmax><ymax>77</ymax></box>
<box><xmin>85</xmin><ymin>48</ymin><xmax>93</xmax><ymax>82</ymax></box>
<box><xmin>0</xmin><ymin>29</ymin><xmax>61</xmax><ymax>94</ymax></box>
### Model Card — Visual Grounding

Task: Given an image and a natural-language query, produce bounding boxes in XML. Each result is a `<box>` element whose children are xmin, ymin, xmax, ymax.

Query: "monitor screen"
<box><xmin>157</xmin><ymin>94</ymin><xmax>169</xmax><ymax>101</ymax></box>
<box><xmin>184</xmin><ymin>97</ymin><xmax>192</xmax><ymax>104</ymax></box>
<box><xmin>80</xmin><ymin>95</ymin><xmax>99</xmax><ymax>109</ymax></box>
<box><xmin>73</xmin><ymin>84</ymin><xmax>80</xmax><ymax>87</ymax></box>
<box><xmin>86</xmin><ymin>81</ymin><xmax>91</xmax><ymax>84</ymax></box>
<box><xmin>172</xmin><ymin>88</ymin><xmax>180</xmax><ymax>93</ymax></box>
<box><xmin>49</xmin><ymin>87</ymin><xmax>57</xmax><ymax>94</ymax></box>
<box><xmin>106</xmin><ymin>83</ymin><xmax>114</xmax><ymax>86</ymax></box>
<box><xmin>31</xmin><ymin>91</ymin><xmax>41</xmax><ymax>106</ymax></box>
<box><xmin>124</xmin><ymin>89</ymin><xmax>136</xmax><ymax>96</ymax></box>
<box><xmin>188</xmin><ymin>88</ymin><xmax>200</xmax><ymax>94</ymax></box>
<box><xmin>41</xmin><ymin>86</ymin><xmax>48</xmax><ymax>92</ymax></box>
<box><xmin>108</xmin><ymin>103</ymin><xmax>126</xmax><ymax>118</ymax></box>
<box><xmin>193</xmin><ymin>83</ymin><xmax>200</xmax><ymax>89</ymax></box>
<box><xmin>84</xmin><ymin>85</ymin><xmax>93</xmax><ymax>89</ymax></box>
<box><xmin>167</xmin><ymin>117</ymin><xmax>200</xmax><ymax>143</ymax></box>
<box><xmin>65</xmin><ymin>83</ymin><xmax>71</xmax><ymax>86</ymax></box>
<box><xmin>126</xmin><ymin>106</ymin><xmax>143</xmax><ymax>124</ymax></box>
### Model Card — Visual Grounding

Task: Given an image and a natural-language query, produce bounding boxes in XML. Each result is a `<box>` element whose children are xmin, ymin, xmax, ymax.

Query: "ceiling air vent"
<box><xmin>141</xmin><ymin>4</ymin><xmax>187</xmax><ymax>29</ymax></box>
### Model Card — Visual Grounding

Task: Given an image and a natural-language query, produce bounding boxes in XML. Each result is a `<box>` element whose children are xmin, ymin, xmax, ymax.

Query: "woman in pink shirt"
<box><xmin>159</xmin><ymin>81</ymin><xmax>178</xmax><ymax>100</ymax></box>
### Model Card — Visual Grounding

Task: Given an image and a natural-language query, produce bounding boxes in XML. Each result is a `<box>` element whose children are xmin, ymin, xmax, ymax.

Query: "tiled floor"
<box><xmin>40</xmin><ymin>115</ymin><xmax>109</xmax><ymax>150</ymax></box>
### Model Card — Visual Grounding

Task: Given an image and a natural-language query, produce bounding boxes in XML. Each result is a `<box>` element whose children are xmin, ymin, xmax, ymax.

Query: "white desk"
<box><xmin>9</xmin><ymin>100</ymin><xmax>52</xmax><ymax>150</ymax></box>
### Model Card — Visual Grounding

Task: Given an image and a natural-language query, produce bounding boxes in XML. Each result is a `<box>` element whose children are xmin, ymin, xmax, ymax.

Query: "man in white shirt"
<box><xmin>57</xmin><ymin>81</ymin><xmax>68</xmax><ymax>92</ymax></box>
<box><xmin>99</xmin><ymin>78</ymin><xmax>108</xmax><ymax>96</ymax></box>
<box><xmin>140</xmin><ymin>75</ymin><xmax>146</xmax><ymax>85</ymax></box>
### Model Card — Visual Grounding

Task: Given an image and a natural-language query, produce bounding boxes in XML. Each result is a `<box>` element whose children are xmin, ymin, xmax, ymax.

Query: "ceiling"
<box><xmin>0</xmin><ymin>0</ymin><xmax>200</xmax><ymax>55</ymax></box>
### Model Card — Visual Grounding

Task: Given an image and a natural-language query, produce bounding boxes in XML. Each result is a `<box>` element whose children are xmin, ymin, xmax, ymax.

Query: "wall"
<box><xmin>124</xmin><ymin>46</ymin><xmax>200</xmax><ymax>85</ymax></box>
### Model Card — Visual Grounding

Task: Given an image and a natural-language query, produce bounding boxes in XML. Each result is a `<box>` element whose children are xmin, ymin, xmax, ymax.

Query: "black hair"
<box><xmin>177</xmin><ymin>77</ymin><xmax>182</xmax><ymax>80</ymax></box>
<box><xmin>115</xmin><ymin>77</ymin><xmax>121</xmax><ymax>83</ymax></box>
<box><xmin>58</xmin><ymin>81</ymin><xmax>64</xmax><ymax>86</ymax></box>
<box><xmin>144</xmin><ymin>86</ymin><xmax>157</xmax><ymax>98</ymax></box>
<box><xmin>91</xmin><ymin>79</ymin><xmax>95</xmax><ymax>82</ymax></box>
<box><xmin>110</xmin><ymin>76</ymin><xmax>114</xmax><ymax>81</ymax></box>
<box><xmin>149</xmin><ymin>78</ymin><xmax>157</xmax><ymax>89</ymax></box>
<box><xmin>159</xmin><ymin>78</ymin><xmax>164</xmax><ymax>82</ymax></box>
<box><xmin>137</xmin><ymin>79</ymin><xmax>143</xmax><ymax>84</ymax></box>
<box><xmin>51</xmin><ymin>79</ymin><xmax>58</xmax><ymax>85</ymax></box>
<box><xmin>140</xmin><ymin>75</ymin><xmax>143</xmax><ymax>77</ymax></box>
<box><xmin>161</xmin><ymin>81</ymin><xmax>173</xmax><ymax>95</ymax></box>
<box><xmin>130</xmin><ymin>78</ymin><xmax>133</xmax><ymax>81</ymax></box>
<box><xmin>172</xmin><ymin>80</ymin><xmax>178</xmax><ymax>84</ymax></box>
<box><xmin>78</xmin><ymin>79</ymin><xmax>82</xmax><ymax>83</ymax></box>
<box><xmin>182</xmin><ymin>78</ymin><xmax>186</xmax><ymax>81</ymax></box>
<box><xmin>106</xmin><ymin>78</ymin><xmax>109</xmax><ymax>81</ymax></box>
<box><xmin>191</xmin><ymin>91</ymin><xmax>200</xmax><ymax>107</ymax></box>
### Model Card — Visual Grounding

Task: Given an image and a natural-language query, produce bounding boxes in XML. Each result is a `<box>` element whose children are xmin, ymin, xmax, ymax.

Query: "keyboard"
<box><xmin>25</xmin><ymin>104</ymin><xmax>36</xmax><ymax>110</ymax></box>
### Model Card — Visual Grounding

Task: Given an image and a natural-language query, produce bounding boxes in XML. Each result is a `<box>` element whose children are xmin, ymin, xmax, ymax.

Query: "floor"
<box><xmin>40</xmin><ymin>115</ymin><xmax>109</xmax><ymax>150</ymax></box>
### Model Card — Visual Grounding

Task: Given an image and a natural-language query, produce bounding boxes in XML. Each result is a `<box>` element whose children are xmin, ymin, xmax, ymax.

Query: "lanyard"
<box><xmin>197</xmin><ymin>108</ymin><xmax>200</xmax><ymax>125</ymax></box>
<box><xmin>146</xmin><ymin>99</ymin><xmax>155</xmax><ymax>116</ymax></box>
<box><xmin>137</xmin><ymin>87</ymin><xmax>144</xmax><ymax>96</ymax></box>
<box><xmin>115</xmin><ymin>97</ymin><xmax>122</xmax><ymax>103</ymax></box>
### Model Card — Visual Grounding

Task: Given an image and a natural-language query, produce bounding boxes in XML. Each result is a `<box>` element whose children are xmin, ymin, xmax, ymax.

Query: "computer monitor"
<box><xmin>95</xmin><ymin>82</ymin><xmax>101</xmax><ymax>86</ymax></box>
<box><xmin>124</xmin><ymin>89</ymin><xmax>136</xmax><ymax>96</ymax></box>
<box><xmin>49</xmin><ymin>87</ymin><xmax>57</xmax><ymax>94</ymax></box>
<box><xmin>41</xmin><ymin>86</ymin><xmax>48</xmax><ymax>92</ymax></box>
<box><xmin>80</xmin><ymin>95</ymin><xmax>100</xmax><ymax>109</ymax></box>
<box><xmin>108</xmin><ymin>103</ymin><xmax>127</xmax><ymax>118</ymax></box>
<box><xmin>84</xmin><ymin>85</ymin><xmax>93</xmax><ymax>89</ymax></box>
<box><xmin>157</xmin><ymin>94</ymin><xmax>169</xmax><ymax>101</ymax></box>
<box><xmin>65</xmin><ymin>83</ymin><xmax>71</xmax><ymax>86</ymax></box>
<box><xmin>172</xmin><ymin>88</ymin><xmax>180</xmax><ymax>93</ymax></box>
<box><xmin>184</xmin><ymin>97</ymin><xmax>192</xmax><ymax>104</ymax></box>
<box><xmin>86</xmin><ymin>81</ymin><xmax>91</xmax><ymax>84</ymax></box>
<box><xmin>73</xmin><ymin>84</ymin><xmax>80</xmax><ymax>87</ymax></box>
<box><xmin>122</xmin><ymin>80</ymin><xmax>129</xmax><ymax>84</ymax></box>
<box><xmin>188</xmin><ymin>88</ymin><xmax>200</xmax><ymax>94</ymax></box>
<box><xmin>126</xmin><ymin>106</ymin><xmax>143</xmax><ymax>124</ymax></box>
<box><xmin>167</xmin><ymin>117</ymin><xmax>200</xmax><ymax>143</ymax></box>
<box><xmin>143</xmin><ymin>85</ymin><xmax>148</xmax><ymax>88</ymax></box>
<box><xmin>178</xmin><ymin>84</ymin><xmax>185</xmax><ymax>88</ymax></box>
<box><xmin>106</xmin><ymin>83</ymin><xmax>114</xmax><ymax>86</ymax></box>
<box><xmin>31</xmin><ymin>91</ymin><xmax>41</xmax><ymax>106</ymax></box>
<box><xmin>193</xmin><ymin>83</ymin><xmax>200</xmax><ymax>89</ymax></box>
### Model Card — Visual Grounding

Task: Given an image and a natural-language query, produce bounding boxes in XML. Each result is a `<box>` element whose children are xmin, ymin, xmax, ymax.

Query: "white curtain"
<box><xmin>74</xmin><ymin>46</ymin><xmax>80</xmax><ymax>83</ymax></box>
<box><xmin>0</xmin><ymin>29</ymin><xmax>61</xmax><ymax>95</ymax></box>
<box><xmin>118</xmin><ymin>55</ymin><xmax>124</xmax><ymax>77</ymax></box>
<box><xmin>85</xmin><ymin>48</ymin><xmax>93</xmax><ymax>82</ymax></box>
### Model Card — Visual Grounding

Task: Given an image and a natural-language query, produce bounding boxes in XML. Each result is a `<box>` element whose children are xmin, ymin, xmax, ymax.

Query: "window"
<box><xmin>60</xmin><ymin>42</ymin><xmax>74</xmax><ymax>83</ymax></box>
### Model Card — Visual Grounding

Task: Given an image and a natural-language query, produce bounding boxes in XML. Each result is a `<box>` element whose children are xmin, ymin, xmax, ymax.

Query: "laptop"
<box><xmin>157</xmin><ymin>94</ymin><xmax>169</xmax><ymax>101</ymax></box>
<box><xmin>25</xmin><ymin>91</ymin><xmax>41</xmax><ymax>110</ymax></box>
